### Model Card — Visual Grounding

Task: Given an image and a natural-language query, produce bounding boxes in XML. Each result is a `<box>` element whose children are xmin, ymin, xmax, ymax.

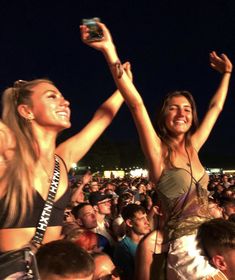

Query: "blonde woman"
<box><xmin>0</xmin><ymin>72</ymin><xmax>132</xmax><ymax>278</ymax></box>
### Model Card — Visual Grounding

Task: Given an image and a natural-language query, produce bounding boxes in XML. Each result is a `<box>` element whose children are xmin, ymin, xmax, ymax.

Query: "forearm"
<box><xmin>92</xmin><ymin>89</ymin><xmax>124</xmax><ymax>123</ymax></box>
<box><xmin>102</xmin><ymin>46</ymin><xmax>144</xmax><ymax>110</ymax></box>
<box><xmin>209</xmin><ymin>72</ymin><xmax>232</xmax><ymax>111</ymax></box>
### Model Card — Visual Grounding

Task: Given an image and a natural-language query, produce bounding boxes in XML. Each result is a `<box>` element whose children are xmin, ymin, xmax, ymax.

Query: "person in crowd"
<box><xmin>212</xmin><ymin>183</ymin><xmax>226</xmax><ymax>202</ymax></box>
<box><xmin>208</xmin><ymin>197</ymin><xmax>223</xmax><ymax>218</ymax></box>
<box><xmin>62</xmin><ymin>202</ymin><xmax>98</xmax><ymax>237</ymax></box>
<box><xmin>70</xmin><ymin>171</ymin><xmax>92</xmax><ymax>206</ymax></box>
<box><xmin>65</xmin><ymin>228</ymin><xmax>101</xmax><ymax>253</ymax></box>
<box><xmin>220</xmin><ymin>197</ymin><xmax>235</xmax><ymax>219</ymax></box>
<box><xmin>89</xmin><ymin>181</ymin><xmax>100</xmax><ymax>193</ymax></box>
<box><xmin>92</xmin><ymin>252</ymin><xmax>121</xmax><ymax>280</ymax></box>
<box><xmin>197</xmin><ymin>218</ymin><xmax>235</xmax><ymax>280</ymax></box>
<box><xmin>112</xmin><ymin>191</ymin><xmax>134</xmax><ymax>240</ymax></box>
<box><xmin>220</xmin><ymin>185</ymin><xmax>235</xmax><ymax>200</ymax></box>
<box><xmin>63</xmin><ymin>202</ymin><xmax>112</xmax><ymax>255</ymax></box>
<box><xmin>81</xmin><ymin>21</ymin><xmax>233</xmax><ymax>279</ymax></box>
<box><xmin>89</xmin><ymin>191</ymin><xmax>115</xmax><ymax>243</ymax></box>
<box><xmin>221</xmin><ymin>174</ymin><xmax>231</xmax><ymax>189</ymax></box>
<box><xmin>113</xmin><ymin>203</ymin><xmax>151</xmax><ymax>279</ymax></box>
<box><xmin>228</xmin><ymin>177</ymin><xmax>235</xmax><ymax>187</ymax></box>
<box><xmin>0</xmin><ymin>64</ymin><xmax>131</xmax><ymax>278</ymax></box>
<box><xmin>36</xmin><ymin>239</ymin><xmax>94</xmax><ymax>280</ymax></box>
<box><xmin>104</xmin><ymin>180</ymin><xmax>117</xmax><ymax>196</ymax></box>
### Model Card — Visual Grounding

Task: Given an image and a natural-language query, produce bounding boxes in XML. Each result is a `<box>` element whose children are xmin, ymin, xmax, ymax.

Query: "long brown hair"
<box><xmin>1</xmin><ymin>79</ymin><xmax>53</xmax><ymax>226</ymax></box>
<box><xmin>154</xmin><ymin>90</ymin><xmax>199</xmax><ymax>166</ymax></box>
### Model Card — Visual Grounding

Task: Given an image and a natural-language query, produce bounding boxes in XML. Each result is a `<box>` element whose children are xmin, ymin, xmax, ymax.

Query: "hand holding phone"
<box><xmin>82</xmin><ymin>17</ymin><xmax>103</xmax><ymax>42</ymax></box>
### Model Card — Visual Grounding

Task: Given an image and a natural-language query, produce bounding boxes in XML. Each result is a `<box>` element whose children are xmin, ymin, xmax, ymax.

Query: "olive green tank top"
<box><xmin>157</xmin><ymin>168</ymin><xmax>211</xmax><ymax>241</ymax></box>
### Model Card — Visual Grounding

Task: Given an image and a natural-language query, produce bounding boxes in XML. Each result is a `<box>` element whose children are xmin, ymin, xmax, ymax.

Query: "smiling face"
<box><xmin>165</xmin><ymin>95</ymin><xmax>193</xmax><ymax>137</ymax></box>
<box><xmin>19</xmin><ymin>82</ymin><xmax>71</xmax><ymax>132</ymax></box>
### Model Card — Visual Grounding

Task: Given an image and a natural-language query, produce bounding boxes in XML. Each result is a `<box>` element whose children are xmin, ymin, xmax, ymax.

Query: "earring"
<box><xmin>26</xmin><ymin>116</ymin><xmax>33</xmax><ymax>123</ymax></box>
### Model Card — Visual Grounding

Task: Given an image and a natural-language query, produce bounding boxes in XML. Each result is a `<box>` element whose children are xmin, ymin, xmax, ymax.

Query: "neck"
<box><xmin>127</xmin><ymin>230</ymin><xmax>144</xmax><ymax>244</ymax></box>
<box><xmin>170</xmin><ymin>136</ymin><xmax>187</xmax><ymax>150</ymax></box>
<box><xmin>31</xmin><ymin>124</ymin><xmax>57</xmax><ymax>156</ymax></box>
<box><xmin>96</xmin><ymin>212</ymin><xmax>106</xmax><ymax>223</ymax></box>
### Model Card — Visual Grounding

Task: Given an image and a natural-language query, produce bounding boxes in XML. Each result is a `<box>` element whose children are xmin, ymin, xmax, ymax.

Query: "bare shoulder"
<box><xmin>139</xmin><ymin>230</ymin><xmax>157</xmax><ymax>252</ymax></box>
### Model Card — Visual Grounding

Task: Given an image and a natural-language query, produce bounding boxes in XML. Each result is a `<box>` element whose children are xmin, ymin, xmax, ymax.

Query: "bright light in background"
<box><xmin>104</xmin><ymin>170</ymin><xmax>125</xmax><ymax>178</ymax></box>
<box><xmin>130</xmin><ymin>168</ymin><xmax>148</xmax><ymax>177</ymax></box>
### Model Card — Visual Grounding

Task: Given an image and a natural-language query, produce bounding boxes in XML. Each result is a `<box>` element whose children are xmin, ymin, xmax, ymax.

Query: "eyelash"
<box><xmin>169</xmin><ymin>107</ymin><xmax>191</xmax><ymax>112</ymax></box>
<box><xmin>48</xmin><ymin>94</ymin><xmax>57</xmax><ymax>99</ymax></box>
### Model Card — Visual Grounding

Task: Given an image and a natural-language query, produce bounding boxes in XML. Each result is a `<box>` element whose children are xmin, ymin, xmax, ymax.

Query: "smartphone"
<box><xmin>82</xmin><ymin>17</ymin><xmax>103</xmax><ymax>42</ymax></box>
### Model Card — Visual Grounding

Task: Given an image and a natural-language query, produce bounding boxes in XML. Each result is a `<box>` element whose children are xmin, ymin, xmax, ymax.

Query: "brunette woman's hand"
<box><xmin>80</xmin><ymin>22</ymin><xmax>115</xmax><ymax>54</ymax></box>
<box><xmin>209</xmin><ymin>51</ymin><xmax>233</xmax><ymax>74</ymax></box>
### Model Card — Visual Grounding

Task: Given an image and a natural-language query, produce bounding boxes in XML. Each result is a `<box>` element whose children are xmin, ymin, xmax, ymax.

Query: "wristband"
<box><xmin>109</xmin><ymin>60</ymin><xmax>123</xmax><ymax>79</ymax></box>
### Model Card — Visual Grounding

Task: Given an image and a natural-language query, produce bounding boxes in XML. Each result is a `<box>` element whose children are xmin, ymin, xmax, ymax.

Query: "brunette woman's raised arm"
<box><xmin>191</xmin><ymin>51</ymin><xmax>233</xmax><ymax>151</ymax></box>
<box><xmin>80</xmin><ymin>22</ymin><xmax>164</xmax><ymax>181</ymax></box>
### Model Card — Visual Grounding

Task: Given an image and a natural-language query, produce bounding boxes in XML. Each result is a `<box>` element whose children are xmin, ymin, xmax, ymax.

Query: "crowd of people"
<box><xmin>41</xmin><ymin>172</ymin><xmax>235</xmax><ymax>279</ymax></box>
<box><xmin>0</xmin><ymin>19</ymin><xmax>235</xmax><ymax>280</ymax></box>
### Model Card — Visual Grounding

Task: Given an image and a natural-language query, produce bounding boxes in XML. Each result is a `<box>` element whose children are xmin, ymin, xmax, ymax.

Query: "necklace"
<box><xmin>185</xmin><ymin>147</ymin><xmax>191</xmax><ymax>170</ymax></box>
<box><xmin>39</xmin><ymin>156</ymin><xmax>55</xmax><ymax>184</ymax></box>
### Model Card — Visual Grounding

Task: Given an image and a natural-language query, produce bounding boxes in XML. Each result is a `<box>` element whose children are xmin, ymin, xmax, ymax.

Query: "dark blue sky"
<box><xmin>1</xmin><ymin>0</ymin><xmax>235</xmax><ymax>167</ymax></box>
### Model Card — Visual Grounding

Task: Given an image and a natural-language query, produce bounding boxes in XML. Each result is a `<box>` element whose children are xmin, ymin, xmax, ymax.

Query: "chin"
<box><xmin>56</xmin><ymin>123</ymin><xmax>71</xmax><ymax>133</ymax></box>
<box><xmin>61</xmin><ymin>121</ymin><xmax>72</xmax><ymax>129</ymax></box>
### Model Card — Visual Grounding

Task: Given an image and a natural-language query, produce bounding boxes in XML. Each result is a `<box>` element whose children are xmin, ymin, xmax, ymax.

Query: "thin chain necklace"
<box><xmin>39</xmin><ymin>155</ymin><xmax>55</xmax><ymax>184</ymax></box>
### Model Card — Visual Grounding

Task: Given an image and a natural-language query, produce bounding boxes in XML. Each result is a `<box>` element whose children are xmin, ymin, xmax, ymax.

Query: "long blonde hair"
<box><xmin>1</xmin><ymin>79</ymin><xmax>54</xmax><ymax>226</ymax></box>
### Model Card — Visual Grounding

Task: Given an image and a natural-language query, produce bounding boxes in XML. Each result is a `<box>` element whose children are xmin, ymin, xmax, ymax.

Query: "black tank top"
<box><xmin>0</xmin><ymin>155</ymin><xmax>71</xmax><ymax>228</ymax></box>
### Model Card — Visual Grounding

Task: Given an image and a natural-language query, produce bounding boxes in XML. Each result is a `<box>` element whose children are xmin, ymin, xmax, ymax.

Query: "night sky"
<box><xmin>1</xmin><ymin>0</ymin><xmax>235</xmax><ymax>168</ymax></box>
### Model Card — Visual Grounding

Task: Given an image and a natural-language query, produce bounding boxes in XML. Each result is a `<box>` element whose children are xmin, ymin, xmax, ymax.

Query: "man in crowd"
<box><xmin>36</xmin><ymin>240</ymin><xmax>94</xmax><ymax>280</ymax></box>
<box><xmin>62</xmin><ymin>202</ymin><xmax>97</xmax><ymax>238</ymax></box>
<box><xmin>72</xmin><ymin>203</ymin><xmax>98</xmax><ymax>230</ymax></box>
<box><xmin>89</xmin><ymin>191</ymin><xmax>116</xmax><ymax>247</ymax></box>
<box><xmin>220</xmin><ymin>197</ymin><xmax>235</xmax><ymax>219</ymax></box>
<box><xmin>197</xmin><ymin>218</ymin><xmax>235</xmax><ymax>280</ymax></box>
<box><xmin>113</xmin><ymin>203</ymin><xmax>151</xmax><ymax>279</ymax></box>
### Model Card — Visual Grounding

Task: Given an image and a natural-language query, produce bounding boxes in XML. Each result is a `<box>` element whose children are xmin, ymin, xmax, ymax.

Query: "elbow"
<box><xmin>93</xmin><ymin>108</ymin><xmax>115</xmax><ymax>124</ymax></box>
<box><xmin>128</xmin><ymin>99</ymin><xmax>144</xmax><ymax>113</ymax></box>
<box><xmin>209</xmin><ymin>103</ymin><xmax>223</xmax><ymax>114</ymax></box>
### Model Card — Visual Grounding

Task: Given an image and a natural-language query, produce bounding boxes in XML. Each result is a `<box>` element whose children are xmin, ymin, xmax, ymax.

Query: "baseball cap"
<box><xmin>89</xmin><ymin>191</ymin><xmax>112</xmax><ymax>206</ymax></box>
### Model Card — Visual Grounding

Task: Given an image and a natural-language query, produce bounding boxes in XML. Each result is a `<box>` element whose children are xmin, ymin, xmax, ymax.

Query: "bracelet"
<box><xmin>223</xmin><ymin>71</ymin><xmax>232</xmax><ymax>74</ymax></box>
<box><xmin>109</xmin><ymin>60</ymin><xmax>123</xmax><ymax>79</ymax></box>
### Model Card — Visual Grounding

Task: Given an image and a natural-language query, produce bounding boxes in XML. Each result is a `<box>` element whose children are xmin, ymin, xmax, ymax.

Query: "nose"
<box><xmin>60</xmin><ymin>97</ymin><xmax>70</xmax><ymax>107</ymax></box>
<box><xmin>144</xmin><ymin>217</ymin><xmax>150</xmax><ymax>225</ymax></box>
<box><xmin>91</xmin><ymin>213</ymin><xmax>96</xmax><ymax>219</ymax></box>
<box><xmin>177</xmin><ymin>108</ymin><xmax>185</xmax><ymax>116</ymax></box>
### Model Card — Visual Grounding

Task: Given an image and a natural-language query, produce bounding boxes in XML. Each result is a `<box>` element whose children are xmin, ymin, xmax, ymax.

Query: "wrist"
<box><xmin>108</xmin><ymin>60</ymin><xmax>124</xmax><ymax>79</ymax></box>
<box><xmin>102</xmin><ymin>44</ymin><xmax>118</xmax><ymax>63</ymax></box>
<box><xmin>223</xmin><ymin>71</ymin><xmax>232</xmax><ymax>74</ymax></box>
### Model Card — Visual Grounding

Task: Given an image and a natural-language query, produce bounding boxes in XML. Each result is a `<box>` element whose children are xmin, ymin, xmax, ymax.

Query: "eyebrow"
<box><xmin>168</xmin><ymin>104</ymin><xmax>192</xmax><ymax>108</ymax></box>
<box><xmin>42</xmin><ymin>89</ymin><xmax>62</xmax><ymax>96</ymax></box>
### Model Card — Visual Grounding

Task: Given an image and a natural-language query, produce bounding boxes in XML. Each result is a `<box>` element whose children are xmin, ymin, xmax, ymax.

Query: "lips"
<box><xmin>174</xmin><ymin>119</ymin><xmax>186</xmax><ymax>124</ymax></box>
<box><xmin>56</xmin><ymin>109</ymin><xmax>70</xmax><ymax>119</ymax></box>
